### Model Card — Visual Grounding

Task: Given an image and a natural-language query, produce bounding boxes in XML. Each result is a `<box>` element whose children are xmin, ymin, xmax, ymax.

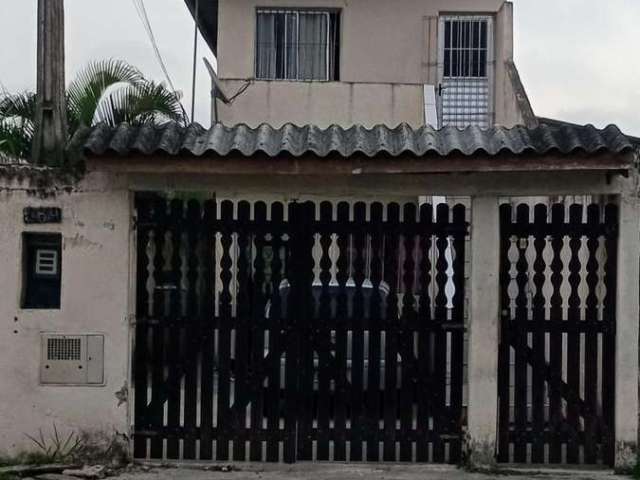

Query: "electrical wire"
<box><xmin>131</xmin><ymin>0</ymin><xmax>190</xmax><ymax>122</ymax></box>
<box><xmin>190</xmin><ymin>0</ymin><xmax>199</xmax><ymax>123</ymax></box>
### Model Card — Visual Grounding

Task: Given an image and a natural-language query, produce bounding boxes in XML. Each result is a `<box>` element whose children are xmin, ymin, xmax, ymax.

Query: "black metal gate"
<box><xmin>497</xmin><ymin>203</ymin><xmax>617</xmax><ymax>466</ymax></box>
<box><xmin>133</xmin><ymin>195</ymin><xmax>468</xmax><ymax>463</ymax></box>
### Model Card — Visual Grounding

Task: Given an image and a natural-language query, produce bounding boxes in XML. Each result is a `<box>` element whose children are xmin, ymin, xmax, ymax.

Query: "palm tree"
<box><xmin>0</xmin><ymin>59</ymin><xmax>187</xmax><ymax>159</ymax></box>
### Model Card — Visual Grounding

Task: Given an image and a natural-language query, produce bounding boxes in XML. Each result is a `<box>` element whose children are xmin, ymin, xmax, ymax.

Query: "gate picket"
<box><xmin>199</xmin><ymin>200</ymin><xmax>217</xmax><ymax>460</ymax></box>
<box><xmin>416</xmin><ymin>203</ymin><xmax>434</xmax><ymax>463</ymax></box>
<box><xmin>382</xmin><ymin>204</ymin><xmax>400</xmax><ymax>462</ymax></box>
<box><xmin>133</xmin><ymin>196</ymin><xmax>469</xmax><ymax>464</ymax></box>
<box><xmin>217</xmin><ymin>200</ymin><xmax>234</xmax><ymax>461</ymax></box>
<box><xmin>449</xmin><ymin>204</ymin><xmax>466</xmax><ymax>463</ymax></box>
<box><xmin>149</xmin><ymin>198</ymin><xmax>167</xmax><ymax>459</ymax></box>
<box><xmin>133</xmin><ymin>199</ymin><xmax>152</xmax><ymax>458</ymax></box>
<box><xmin>432</xmin><ymin>204</ymin><xmax>449</xmax><ymax>463</ymax></box>
<box><xmin>366</xmin><ymin>202</ymin><xmax>384</xmax><ymax>462</ymax></box>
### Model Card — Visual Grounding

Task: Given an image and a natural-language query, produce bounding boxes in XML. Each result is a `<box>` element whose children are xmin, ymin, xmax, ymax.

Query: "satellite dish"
<box><xmin>203</xmin><ymin>57</ymin><xmax>230</xmax><ymax>104</ymax></box>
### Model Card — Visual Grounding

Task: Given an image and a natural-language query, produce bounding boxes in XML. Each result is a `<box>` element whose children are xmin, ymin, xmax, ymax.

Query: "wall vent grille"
<box><xmin>47</xmin><ymin>337</ymin><xmax>82</xmax><ymax>361</ymax></box>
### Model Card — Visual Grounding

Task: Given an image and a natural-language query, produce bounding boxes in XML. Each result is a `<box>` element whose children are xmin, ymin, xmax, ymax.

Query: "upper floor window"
<box><xmin>438</xmin><ymin>16</ymin><xmax>494</xmax><ymax>128</ymax></box>
<box><xmin>256</xmin><ymin>9</ymin><xmax>340</xmax><ymax>81</ymax></box>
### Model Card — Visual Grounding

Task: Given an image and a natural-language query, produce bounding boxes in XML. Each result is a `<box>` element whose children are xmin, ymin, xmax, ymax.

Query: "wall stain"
<box><xmin>64</xmin><ymin>234</ymin><xmax>102</xmax><ymax>249</ymax></box>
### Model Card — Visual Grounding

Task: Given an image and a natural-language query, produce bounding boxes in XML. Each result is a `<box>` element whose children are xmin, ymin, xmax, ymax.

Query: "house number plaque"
<box><xmin>24</xmin><ymin>207</ymin><xmax>63</xmax><ymax>225</ymax></box>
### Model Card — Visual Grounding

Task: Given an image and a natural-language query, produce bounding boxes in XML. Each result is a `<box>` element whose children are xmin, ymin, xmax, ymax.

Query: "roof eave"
<box><xmin>184</xmin><ymin>0</ymin><xmax>218</xmax><ymax>55</ymax></box>
<box><xmin>85</xmin><ymin>151</ymin><xmax>634</xmax><ymax>177</ymax></box>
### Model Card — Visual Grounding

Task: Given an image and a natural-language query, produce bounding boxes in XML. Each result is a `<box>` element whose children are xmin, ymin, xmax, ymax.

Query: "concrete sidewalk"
<box><xmin>117</xmin><ymin>463</ymin><xmax>624</xmax><ymax>480</ymax></box>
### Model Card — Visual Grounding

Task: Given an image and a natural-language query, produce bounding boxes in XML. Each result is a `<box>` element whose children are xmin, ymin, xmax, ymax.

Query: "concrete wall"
<box><xmin>0</xmin><ymin>172</ymin><xmax>131</xmax><ymax>454</ymax></box>
<box><xmin>215</xmin><ymin>0</ymin><xmax>525</xmax><ymax>128</ymax></box>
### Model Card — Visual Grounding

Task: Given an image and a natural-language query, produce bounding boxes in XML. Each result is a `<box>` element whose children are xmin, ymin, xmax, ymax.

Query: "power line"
<box><xmin>190</xmin><ymin>0</ymin><xmax>200</xmax><ymax>123</ymax></box>
<box><xmin>131</xmin><ymin>0</ymin><xmax>189</xmax><ymax>121</ymax></box>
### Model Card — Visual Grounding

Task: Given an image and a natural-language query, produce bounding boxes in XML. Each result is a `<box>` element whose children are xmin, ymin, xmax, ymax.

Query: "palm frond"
<box><xmin>67</xmin><ymin>59</ymin><xmax>144</xmax><ymax>130</ymax></box>
<box><xmin>0</xmin><ymin>91</ymin><xmax>36</xmax><ymax>134</ymax></box>
<box><xmin>96</xmin><ymin>81</ymin><xmax>186</xmax><ymax>127</ymax></box>
<box><xmin>0</xmin><ymin>120</ymin><xmax>32</xmax><ymax>159</ymax></box>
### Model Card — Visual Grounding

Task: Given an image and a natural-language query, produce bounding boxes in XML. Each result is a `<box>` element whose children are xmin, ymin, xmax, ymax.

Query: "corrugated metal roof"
<box><xmin>78</xmin><ymin>122</ymin><xmax>634</xmax><ymax>159</ymax></box>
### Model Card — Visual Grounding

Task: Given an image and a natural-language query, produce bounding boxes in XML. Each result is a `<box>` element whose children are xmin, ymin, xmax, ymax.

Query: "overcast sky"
<box><xmin>1</xmin><ymin>0</ymin><xmax>638</xmax><ymax>134</ymax></box>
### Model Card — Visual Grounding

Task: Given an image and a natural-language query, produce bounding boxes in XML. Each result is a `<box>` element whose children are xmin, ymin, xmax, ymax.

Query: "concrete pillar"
<box><xmin>466</xmin><ymin>195</ymin><xmax>501</xmax><ymax>467</ymax></box>
<box><xmin>614</xmin><ymin>193</ymin><xmax>640</xmax><ymax>471</ymax></box>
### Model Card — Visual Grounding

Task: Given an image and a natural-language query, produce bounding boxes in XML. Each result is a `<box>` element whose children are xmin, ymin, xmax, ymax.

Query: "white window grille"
<box><xmin>255</xmin><ymin>9</ymin><xmax>339</xmax><ymax>81</ymax></box>
<box><xmin>438</xmin><ymin>16</ymin><xmax>494</xmax><ymax>128</ymax></box>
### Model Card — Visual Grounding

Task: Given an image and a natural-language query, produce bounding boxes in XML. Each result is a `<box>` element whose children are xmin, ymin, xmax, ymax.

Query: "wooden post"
<box><xmin>32</xmin><ymin>0</ymin><xmax>68</xmax><ymax>166</ymax></box>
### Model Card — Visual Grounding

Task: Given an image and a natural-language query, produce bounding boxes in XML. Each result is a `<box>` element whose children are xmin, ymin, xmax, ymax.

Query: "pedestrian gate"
<box><xmin>133</xmin><ymin>196</ymin><xmax>469</xmax><ymax>463</ymax></box>
<box><xmin>497</xmin><ymin>203</ymin><xmax>618</xmax><ymax>466</ymax></box>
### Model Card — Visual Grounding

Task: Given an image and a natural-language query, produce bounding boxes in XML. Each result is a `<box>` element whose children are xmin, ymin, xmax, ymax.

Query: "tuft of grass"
<box><xmin>632</xmin><ymin>461</ymin><xmax>640</xmax><ymax>479</ymax></box>
<box><xmin>24</xmin><ymin>423</ymin><xmax>81</xmax><ymax>464</ymax></box>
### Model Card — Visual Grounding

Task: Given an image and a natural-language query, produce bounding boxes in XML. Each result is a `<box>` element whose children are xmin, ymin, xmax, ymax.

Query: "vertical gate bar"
<box><xmin>366</xmin><ymin>202</ymin><xmax>384</xmax><ymax>462</ymax></box>
<box><xmin>416</xmin><ymin>203</ymin><xmax>433</xmax><ymax>463</ymax></box>
<box><xmin>432</xmin><ymin>203</ymin><xmax>450</xmax><ymax>463</ymax></box>
<box><xmin>350</xmin><ymin>202</ymin><xmax>367</xmax><ymax>462</ymax></box>
<box><xmin>316</xmin><ymin>201</ymin><xmax>333</xmax><ymax>461</ymax></box>
<box><xmin>282</xmin><ymin>202</ymin><xmax>301</xmax><ymax>463</ymax></box>
<box><xmin>199</xmin><ymin>200</ymin><xmax>217</xmax><ymax>461</ymax></box>
<box><xmin>333</xmin><ymin>202</ymin><xmax>350</xmax><ymax>461</ymax></box>
<box><xmin>166</xmin><ymin>199</ymin><xmax>184</xmax><ymax>460</ymax></box>
<box><xmin>266</xmin><ymin>202</ymin><xmax>285</xmax><ymax>462</ymax></box>
<box><xmin>548</xmin><ymin>204</ymin><xmax>565</xmax><ymax>464</ymax></box>
<box><xmin>216</xmin><ymin>200</ymin><xmax>235</xmax><ymax>461</ymax></box>
<box><xmin>566</xmin><ymin>204</ymin><xmax>583</xmax><ymax>464</ymax></box>
<box><xmin>531</xmin><ymin>204</ymin><xmax>547</xmax><ymax>463</ymax></box>
<box><xmin>449</xmin><ymin>204</ymin><xmax>466</xmax><ymax>463</ymax></box>
<box><xmin>583</xmin><ymin>204</ymin><xmax>600</xmax><ymax>464</ymax></box>
<box><xmin>149</xmin><ymin>197</ymin><xmax>168</xmax><ymax>459</ymax></box>
<box><xmin>294</xmin><ymin>202</ymin><xmax>316</xmax><ymax>462</ymax></box>
<box><xmin>513</xmin><ymin>204</ymin><xmax>529</xmax><ymax>463</ymax></box>
<box><xmin>250</xmin><ymin>202</ymin><xmax>268</xmax><ymax>461</ymax></box>
<box><xmin>497</xmin><ymin>203</ymin><xmax>512</xmax><ymax>463</ymax></box>
<box><xmin>233</xmin><ymin>201</ymin><xmax>252</xmax><ymax>461</ymax></box>
<box><xmin>383</xmin><ymin>203</ymin><xmax>400</xmax><ymax>462</ymax></box>
<box><xmin>183</xmin><ymin>200</ymin><xmax>202</xmax><ymax>460</ymax></box>
<box><xmin>134</xmin><ymin>197</ymin><xmax>152</xmax><ymax>459</ymax></box>
<box><xmin>603</xmin><ymin>204</ymin><xmax>619</xmax><ymax>466</ymax></box>
<box><xmin>399</xmin><ymin>203</ymin><xmax>417</xmax><ymax>462</ymax></box>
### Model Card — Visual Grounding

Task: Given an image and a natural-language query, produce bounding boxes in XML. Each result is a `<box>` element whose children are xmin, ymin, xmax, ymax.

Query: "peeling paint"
<box><xmin>115</xmin><ymin>382</ymin><xmax>128</xmax><ymax>407</ymax></box>
<box><xmin>64</xmin><ymin>233</ymin><xmax>102</xmax><ymax>249</ymax></box>
<box><xmin>463</xmin><ymin>435</ymin><xmax>497</xmax><ymax>471</ymax></box>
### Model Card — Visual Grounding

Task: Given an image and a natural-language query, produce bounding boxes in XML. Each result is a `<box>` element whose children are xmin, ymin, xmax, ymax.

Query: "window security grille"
<box><xmin>256</xmin><ymin>9</ymin><xmax>340</xmax><ymax>81</ymax></box>
<box><xmin>47</xmin><ymin>337</ymin><xmax>82</xmax><ymax>361</ymax></box>
<box><xmin>438</xmin><ymin>16</ymin><xmax>494</xmax><ymax>128</ymax></box>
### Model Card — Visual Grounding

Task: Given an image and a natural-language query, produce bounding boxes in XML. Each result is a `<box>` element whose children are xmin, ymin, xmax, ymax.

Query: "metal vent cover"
<box><xmin>47</xmin><ymin>337</ymin><xmax>81</xmax><ymax>361</ymax></box>
<box><xmin>40</xmin><ymin>334</ymin><xmax>105</xmax><ymax>385</ymax></box>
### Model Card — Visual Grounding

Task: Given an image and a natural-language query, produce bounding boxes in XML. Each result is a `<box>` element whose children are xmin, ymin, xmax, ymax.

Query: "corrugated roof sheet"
<box><xmin>78</xmin><ymin>122</ymin><xmax>634</xmax><ymax>159</ymax></box>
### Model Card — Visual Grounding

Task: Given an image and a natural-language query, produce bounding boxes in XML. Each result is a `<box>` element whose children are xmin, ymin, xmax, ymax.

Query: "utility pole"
<box><xmin>32</xmin><ymin>0</ymin><xmax>68</xmax><ymax>166</ymax></box>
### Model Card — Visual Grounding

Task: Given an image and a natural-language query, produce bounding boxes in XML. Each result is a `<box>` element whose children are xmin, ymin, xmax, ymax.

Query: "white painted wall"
<box><xmin>0</xmin><ymin>172</ymin><xmax>131</xmax><ymax>454</ymax></box>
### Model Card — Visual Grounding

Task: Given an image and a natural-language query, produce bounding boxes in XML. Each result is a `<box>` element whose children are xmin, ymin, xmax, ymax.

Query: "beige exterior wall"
<box><xmin>215</xmin><ymin>0</ymin><xmax>525</xmax><ymax>128</ymax></box>
<box><xmin>0</xmin><ymin>173</ymin><xmax>131</xmax><ymax>454</ymax></box>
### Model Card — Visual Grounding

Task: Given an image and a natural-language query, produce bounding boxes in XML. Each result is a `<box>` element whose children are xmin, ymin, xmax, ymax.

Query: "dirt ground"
<box><xmin>116</xmin><ymin>463</ymin><xmax>625</xmax><ymax>480</ymax></box>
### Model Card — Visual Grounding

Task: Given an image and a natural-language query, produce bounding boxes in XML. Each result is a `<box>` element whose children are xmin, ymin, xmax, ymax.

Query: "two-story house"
<box><xmin>0</xmin><ymin>0</ymin><xmax>637</xmax><ymax>474</ymax></box>
<box><xmin>187</xmin><ymin>0</ymin><xmax>535</xmax><ymax>129</ymax></box>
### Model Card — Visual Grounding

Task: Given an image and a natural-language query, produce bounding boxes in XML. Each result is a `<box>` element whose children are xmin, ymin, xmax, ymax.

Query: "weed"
<box><xmin>24</xmin><ymin>423</ymin><xmax>81</xmax><ymax>464</ymax></box>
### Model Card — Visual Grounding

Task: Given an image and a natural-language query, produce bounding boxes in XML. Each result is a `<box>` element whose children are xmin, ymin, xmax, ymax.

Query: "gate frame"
<box><xmin>101</xmin><ymin>150</ymin><xmax>639</xmax><ymax>470</ymax></box>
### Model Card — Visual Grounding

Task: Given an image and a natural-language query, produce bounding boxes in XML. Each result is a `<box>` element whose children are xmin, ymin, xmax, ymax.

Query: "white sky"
<box><xmin>1</xmin><ymin>0</ymin><xmax>638</xmax><ymax>135</ymax></box>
